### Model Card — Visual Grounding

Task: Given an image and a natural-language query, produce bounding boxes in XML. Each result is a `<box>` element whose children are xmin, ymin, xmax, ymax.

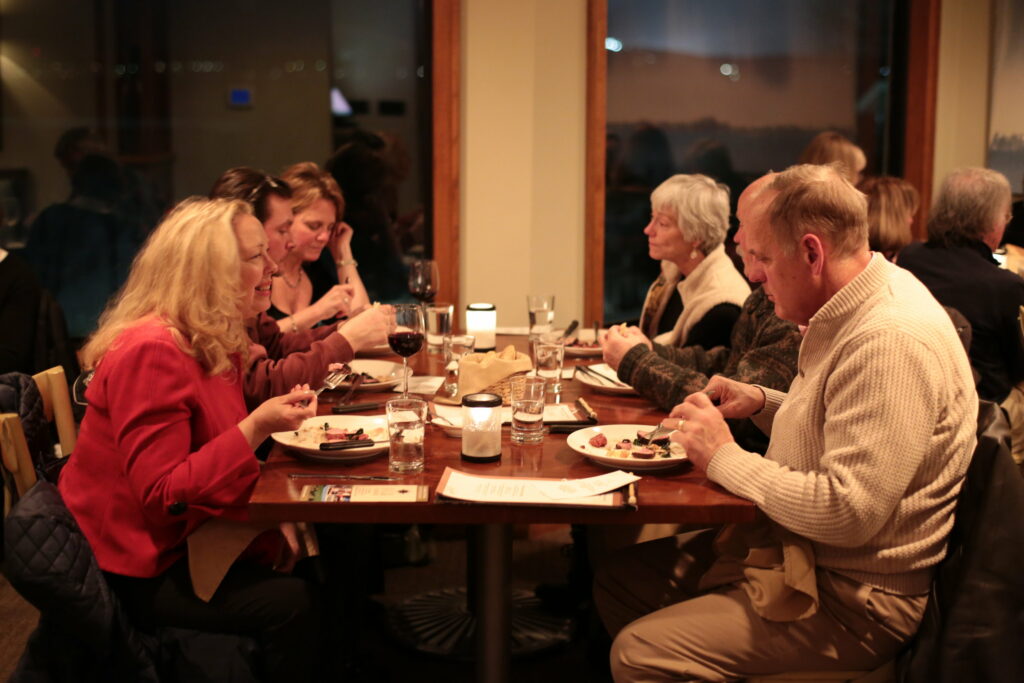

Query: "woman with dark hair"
<box><xmin>210</xmin><ymin>167</ymin><xmax>392</xmax><ymax>406</ymax></box>
<box><xmin>269</xmin><ymin>162</ymin><xmax>374</xmax><ymax>331</ymax></box>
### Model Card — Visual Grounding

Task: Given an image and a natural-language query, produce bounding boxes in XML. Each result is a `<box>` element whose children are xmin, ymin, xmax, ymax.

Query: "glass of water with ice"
<box><xmin>387</xmin><ymin>398</ymin><xmax>427</xmax><ymax>474</ymax></box>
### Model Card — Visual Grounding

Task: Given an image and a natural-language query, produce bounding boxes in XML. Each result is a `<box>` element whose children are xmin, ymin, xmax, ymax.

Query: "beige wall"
<box><xmin>461</xmin><ymin>0</ymin><xmax>586</xmax><ymax>328</ymax></box>
<box><xmin>0</xmin><ymin>0</ymin><xmax>98</xmax><ymax>211</ymax></box>
<box><xmin>932</xmin><ymin>0</ymin><xmax>993</xmax><ymax>196</ymax></box>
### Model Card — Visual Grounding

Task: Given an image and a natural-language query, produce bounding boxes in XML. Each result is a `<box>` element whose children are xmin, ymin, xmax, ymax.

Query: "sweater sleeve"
<box><xmin>105</xmin><ymin>339</ymin><xmax>259</xmax><ymax>525</ymax></box>
<box><xmin>707</xmin><ymin>330</ymin><xmax>944</xmax><ymax>547</ymax></box>
<box><xmin>243</xmin><ymin>330</ymin><xmax>354</xmax><ymax>406</ymax></box>
<box><xmin>683</xmin><ymin>303</ymin><xmax>741</xmax><ymax>351</ymax></box>
<box><xmin>617</xmin><ymin>343</ymin><xmax>724</xmax><ymax>411</ymax></box>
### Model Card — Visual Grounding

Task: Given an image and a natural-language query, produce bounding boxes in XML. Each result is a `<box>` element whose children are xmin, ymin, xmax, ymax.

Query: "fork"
<box><xmin>300</xmin><ymin>366</ymin><xmax>352</xmax><ymax>406</ymax></box>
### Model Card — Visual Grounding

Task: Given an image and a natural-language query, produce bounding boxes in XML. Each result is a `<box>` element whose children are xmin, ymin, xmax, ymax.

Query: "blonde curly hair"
<box><xmin>81</xmin><ymin>197</ymin><xmax>254</xmax><ymax>376</ymax></box>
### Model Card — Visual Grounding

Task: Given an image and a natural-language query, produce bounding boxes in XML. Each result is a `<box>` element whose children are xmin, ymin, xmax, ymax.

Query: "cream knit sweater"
<box><xmin>708</xmin><ymin>254</ymin><xmax>977</xmax><ymax>595</ymax></box>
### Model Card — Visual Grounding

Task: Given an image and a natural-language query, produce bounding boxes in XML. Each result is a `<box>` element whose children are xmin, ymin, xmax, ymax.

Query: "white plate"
<box><xmin>272</xmin><ymin>414</ymin><xmax>389</xmax><ymax>464</ymax></box>
<box><xmin>567</xmin><ymin>424</ymin><xmax>688</xmax><ymax>471</ymax></box>
<box><xmin>355</xmin><ymin>342</ymin><xmax>393</xmax><ymax>357</ymax></box>
<box><xmin>565</xmin><ymin>329</ymin><xmax>604</xmax><ymax>358</ymax></box>
<box><xmin>344</xmin><ymin>359</ymin><xmax>411</xmax><ymax>391</ymax></box>
<box><xmin>575</xmin><ymin>363</ymin><xmax>637</xmax><ymax>395</ymax></box>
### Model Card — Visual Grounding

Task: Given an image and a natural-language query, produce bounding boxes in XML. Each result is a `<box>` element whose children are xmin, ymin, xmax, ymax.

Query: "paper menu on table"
<box><xmin>432</xmin><ymin>403</ymin><xmax>579</xmax><ymax>427</ymax></box>
<box><xmin>435</xmin><ymin>468</ymin><xmax>634</xmax><ymax>507</ymax></box>
<box><xmin>535</xmin><ymin>470</ymin><xmax>639</xmax><ymax>500</ymax></box>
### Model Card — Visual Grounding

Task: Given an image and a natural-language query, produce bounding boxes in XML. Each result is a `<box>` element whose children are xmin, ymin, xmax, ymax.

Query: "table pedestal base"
<box><xmin>386</xmin><ymin>587</ymin><xmax>573</xmax><ymax>659</ymax></box>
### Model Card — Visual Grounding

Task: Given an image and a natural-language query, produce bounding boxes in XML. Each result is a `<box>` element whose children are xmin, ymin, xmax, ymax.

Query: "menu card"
<box><xmin>435</xmin><ymin>467</ymin><xmax>639</xmax><ymax>508</ymax></box>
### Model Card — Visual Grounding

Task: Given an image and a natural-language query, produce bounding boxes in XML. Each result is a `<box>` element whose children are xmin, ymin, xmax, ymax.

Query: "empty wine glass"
<box><xmin>389</xmin><ymin>303</ymin><xmax>425</xmax><ymax>398</ymax></box>
<box><xmin>408</xmin><ymin>259</ymin><xmax>440</xmax><ymax>304</ymax></box>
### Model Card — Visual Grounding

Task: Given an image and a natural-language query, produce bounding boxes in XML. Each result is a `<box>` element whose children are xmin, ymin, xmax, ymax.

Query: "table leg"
<box><xmin>472</xmin><ymin>523</ymin><xmax>511</xmax><ymax>683</ymax></box>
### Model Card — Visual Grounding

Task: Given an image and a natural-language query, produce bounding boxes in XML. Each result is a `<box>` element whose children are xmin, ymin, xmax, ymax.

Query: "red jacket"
<box><xmin>59</xmin><ymin>321</ymin><xmax>261</xmax><ymax>578</ymax></box>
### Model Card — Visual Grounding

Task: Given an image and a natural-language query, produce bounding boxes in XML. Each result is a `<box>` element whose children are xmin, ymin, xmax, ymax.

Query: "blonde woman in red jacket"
<box><xmin>59</xmin><ymin>198</ymin><xmax>322</xmax><ymax>682</ymax></box>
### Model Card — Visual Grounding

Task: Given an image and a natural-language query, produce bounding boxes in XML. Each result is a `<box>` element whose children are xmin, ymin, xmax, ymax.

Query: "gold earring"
<box><xmin>689</xmin><ymin>248</ymin><xmax>700</xmax><ymax>260</ymax></box>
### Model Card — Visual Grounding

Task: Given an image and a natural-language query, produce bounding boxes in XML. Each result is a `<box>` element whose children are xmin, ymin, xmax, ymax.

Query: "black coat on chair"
<box><xmin>3</xmin><ymin>480</ymin><xmax>260</xmax><ymax>682</ymax></box>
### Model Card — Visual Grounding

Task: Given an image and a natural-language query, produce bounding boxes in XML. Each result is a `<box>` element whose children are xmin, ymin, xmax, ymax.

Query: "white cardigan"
<box><xmin>641</xmin><ymin>244</ymin><xmax>750</xmax><ymax>347</ymax></box>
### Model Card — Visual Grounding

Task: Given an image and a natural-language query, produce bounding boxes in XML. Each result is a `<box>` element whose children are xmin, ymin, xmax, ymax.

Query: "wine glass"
<box><xmin>389</xmin><ymin>303</ymin><xmax>425</xmax><ymax>398</ymax></box>
<box><xmin>408</xmin><ymin>259</ymin><xmax>440</xmax><ymax>304</ymax></box>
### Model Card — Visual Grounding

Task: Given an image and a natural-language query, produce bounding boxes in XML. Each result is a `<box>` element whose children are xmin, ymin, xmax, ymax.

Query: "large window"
<box><xmin>599</xmin><ymin>0</ymin><xmax>902</xmax><ymax>324</ymax></box>
<box><xmin>0</xmin><ymin>0</ymin><xmax>459</xmax><ymax>305</ymax></box>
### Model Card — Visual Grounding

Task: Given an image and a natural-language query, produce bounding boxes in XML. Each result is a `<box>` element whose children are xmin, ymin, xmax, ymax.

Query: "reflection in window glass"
<box><xmin>604</xmin><ymin>0</ymin><xmax>896</xmax><ymax>324</ymax></box>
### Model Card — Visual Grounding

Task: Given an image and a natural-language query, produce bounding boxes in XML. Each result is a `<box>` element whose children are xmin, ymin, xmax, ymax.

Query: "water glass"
<box><xmin>387</xmin><ymin>398</ymin><xmax>427</xmax><ymax>474</ymax></box>
<box><xmin>510</xmin><ymin>375</ymin><xmax>547</xmax><ymax>444</ymax></box>
<box><xmin>534</xmin><ymin>335</ymin><xmax>565</xmax><ymax>393</ymax></box>
<box><xmin>527</xmin><ymin>294</ymin><xmax>556</xmax><ymax>337</ymax></box>
<box><xmin>425</xmin><ymin>302</ymin><xmax>454</xmax><ymax>351</ymax></box>
<box><xmin>443</xmin><ymin>334</ymin><xmax>476</xmax><ymax>396</ymax></box>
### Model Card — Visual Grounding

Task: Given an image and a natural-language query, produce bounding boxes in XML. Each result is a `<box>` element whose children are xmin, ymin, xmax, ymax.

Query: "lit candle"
<box><xmin>465</xmin><ymin>303</ymin><xmax>496</xmax><ymax>351</ymax></box>
<box><xmin>461</xmin><ymin>393</ymin><xmax>502</xmax><ymax>462</ymax></box>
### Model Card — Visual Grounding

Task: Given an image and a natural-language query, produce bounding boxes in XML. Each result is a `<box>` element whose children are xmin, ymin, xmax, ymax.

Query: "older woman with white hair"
<box><xmin>628</xmin><ymin>174</ymin><xmax>749</xmax><ymax>349</ymax></box>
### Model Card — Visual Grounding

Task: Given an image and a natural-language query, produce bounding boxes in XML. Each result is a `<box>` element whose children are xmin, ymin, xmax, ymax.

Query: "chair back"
<box><xmin>1</xmin><ymin>414</ymin><xmax>38</xmax><ymax>503</ymax></box>
<box><xmin>31</xmin><ymin>366</ymin><xmax>76</xmax><ymax>457</ymax></box>
<box><xmin>897</xmin><ymin>400</ymin><xmax>1024</xmax><ymax>682</ymax></box>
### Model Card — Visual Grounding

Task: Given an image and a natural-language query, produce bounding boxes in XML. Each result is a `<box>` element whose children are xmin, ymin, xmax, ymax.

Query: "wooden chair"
<box><xmin>31</xmin><ymin>366</ymin><xmax>76</xmax><ymax>458</ymax></box>
<box><xmin>1</xmin><ymin>413</ymin><xmax>38</xmax><ymax>514</ymax></box>
<box><xmin>2</xmin><ymin>366</ymin><xmax>77</xmax><ymax>516</ymax></box>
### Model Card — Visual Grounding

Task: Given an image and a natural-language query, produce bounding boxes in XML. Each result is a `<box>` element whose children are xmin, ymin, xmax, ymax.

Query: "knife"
<box><xmin>576</xmin><ymin>364</ymin><xmax>618</xmax><ymax>386</ymax></box>
<box><xmin>587</xmin><ymin>365</ymin><xmax>630</xmax><ymax>387</ymax></box>
<box><xmin>332</xmin><ymin>401</ymin><xmax>383</xmax><ymax>414</ymax></box>
<box><xmin>560</xmin><ymin>319</ymin><xmax>579</xmax><ymax>342</ymax></box>
<box><xmin>319</xmin><ymin>439</ymin><xmax>390</xmax><ymax>451</ymax></box>
<box><xmin>288</xmin><ymin>473</ymin><xmax>399</xmax><ymax>481</ymax></box>
<box><xmin>334</xmin><ymin>373</ymin><xmax>365</xmax><ymax>405</ymax></box>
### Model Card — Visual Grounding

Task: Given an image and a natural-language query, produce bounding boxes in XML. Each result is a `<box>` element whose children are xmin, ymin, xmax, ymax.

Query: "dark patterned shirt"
<box><xmin>617</xmin><ymin>287</ymin><xmax>801</xmax><ymax>452</ymax></box>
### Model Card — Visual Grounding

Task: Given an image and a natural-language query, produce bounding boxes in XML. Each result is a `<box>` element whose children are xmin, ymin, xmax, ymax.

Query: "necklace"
<box><xmin>279</xmin><ymin>269</ymin><xmax>303</xmax><ymax>288</ymax></box>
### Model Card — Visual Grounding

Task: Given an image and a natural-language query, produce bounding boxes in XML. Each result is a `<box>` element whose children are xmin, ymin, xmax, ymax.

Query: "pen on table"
<box><xmin>627</xmin><ymin>481</ymin><xmax>637</xmax><ymax>507</ymax></box>
<box><xmin>288</xmin><ymin>473</ymin><xmax>399</xmax><ymax>481</ymax></box>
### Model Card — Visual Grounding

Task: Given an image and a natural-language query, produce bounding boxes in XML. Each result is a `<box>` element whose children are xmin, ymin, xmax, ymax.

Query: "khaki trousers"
<box><xmin>594</xmin><ymin>530</ymin><xmax>927</xmax><ymax>682</ymax></box>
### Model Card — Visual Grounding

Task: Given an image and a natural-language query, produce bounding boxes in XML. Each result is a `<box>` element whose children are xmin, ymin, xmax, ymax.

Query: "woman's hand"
<box><xmin>337</xmin><ymin>304</ymin><xmax>394</xmax><ymax>352</ymax></box>
<box><xmin>312</xmin><ymin>284</ymin><xmax>358</xmax><ymax>320</ymax></box>
<box><xmin>328</xmin><ymin>221</ymin><xmax>355</xmax><ymax>263</ymax></box>
<box><xmin>601</xmin><ymin>324</ymin><xmax>652</xmax><ymax>370</ymax></box>
<box><xmin>239</xmin><ymin>385</ymin><xmax>316</xmax><ymax>448</ymax></box>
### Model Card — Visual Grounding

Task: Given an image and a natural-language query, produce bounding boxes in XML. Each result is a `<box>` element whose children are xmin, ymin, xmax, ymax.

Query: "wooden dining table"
<box><xmin>248</xmin><ymin>334</ymin><xmax>756</xmax><ymax>682</ymax></box>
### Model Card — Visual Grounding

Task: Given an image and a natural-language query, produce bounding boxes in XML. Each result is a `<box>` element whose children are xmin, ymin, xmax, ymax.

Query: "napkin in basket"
<box><xmin>437</xmin><ymin>345</ymin><xmax>532</xmax><ymax>405</ymax></box>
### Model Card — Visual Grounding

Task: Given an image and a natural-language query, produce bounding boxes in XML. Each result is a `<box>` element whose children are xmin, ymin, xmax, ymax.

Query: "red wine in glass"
<box><xmin>388</xmin><ymin>330</ymin><xmax>424</xmax><ymax>357</ymax></box>
<box><xmin>390</xmin><ymin>304</ymin><xmax>425</xmax><ymax>397</ymax></box>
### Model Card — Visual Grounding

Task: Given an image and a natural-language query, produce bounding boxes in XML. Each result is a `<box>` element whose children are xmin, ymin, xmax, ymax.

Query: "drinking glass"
<box><xmin>424</xmin><ymin>302</ymin><xmax>454</xmax><ymax>352</ymax></box>
<box><xmin>443</xmin><ymin>333</ymin><xmax>476</xmax><ymax>396</ymax></box>
<box><xmin>387</xmin><ymin>398</ymin><xmax>427</xmax><ymax>474</ymax></box>
<box><xmin>510</xmin><ymin>375</ymin><xmax>547</xmax><ymax>444</ymax></box>
<box><xmin>389</xmin><ymin>303</ymin><xmax>425</xmax><ymax>398</ymax></box>
<box><xmin>526</xmin><ymin>294</ymin><xmax>556</xmax><ymax>337</ymax></box>
<box><xmin>534</xmin><ymin>333</ymin><xmax>565</xmax><ymax>393</ymax></box>
<box><xmin>408</xmin><ymin>259</ymin><xmax>440</xmax><ymax>304</ymax></box>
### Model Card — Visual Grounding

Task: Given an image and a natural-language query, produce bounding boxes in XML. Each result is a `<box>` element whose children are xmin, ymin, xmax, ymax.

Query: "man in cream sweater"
<box><xmin>595</xmin><ymin>165</ymin><xmax>977</xmax><ymax>681</ymax></box>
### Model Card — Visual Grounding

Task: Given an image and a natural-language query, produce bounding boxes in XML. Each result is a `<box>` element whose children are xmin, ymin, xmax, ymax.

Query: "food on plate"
<box><xmin>346</xmin><ymin>371</ymin><xmax>390</xmax><ymax>385</ymax></box>
<box><xmin>292</xmin><ymin>422</ymin><xmax>386</xmax><ymax>449</ymax></box>
<box><xmin>579</xmin><ymin>430</ymin><xmax>684</xmax><ymax>460</ymax></box>
<box><xmin>566</xmin><ymin>338</ymin><xmax>600</xmax><ymax>349</ymax></box>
